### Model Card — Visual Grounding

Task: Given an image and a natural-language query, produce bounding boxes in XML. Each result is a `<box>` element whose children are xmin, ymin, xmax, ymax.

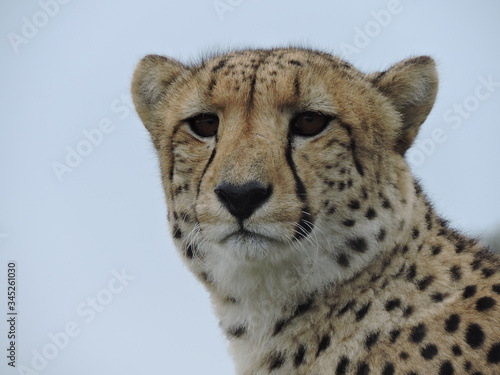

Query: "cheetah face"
<box><xmin>132</xmin><ymin>48</ymin><xmax>437</xmax><ymax>295</ymax></box>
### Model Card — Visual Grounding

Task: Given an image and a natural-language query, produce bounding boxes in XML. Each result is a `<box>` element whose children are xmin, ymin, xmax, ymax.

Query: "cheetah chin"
<box><xmin>132</xmin><ymin>47</ymin><xmax>500</xmax><ymax>375</ymax></box>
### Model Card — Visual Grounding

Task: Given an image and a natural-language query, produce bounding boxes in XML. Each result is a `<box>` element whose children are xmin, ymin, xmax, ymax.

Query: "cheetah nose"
<box><xmin>214</xmin><ymin>181</ymin><xmax>272</xmax><ymax>220</ymax></box>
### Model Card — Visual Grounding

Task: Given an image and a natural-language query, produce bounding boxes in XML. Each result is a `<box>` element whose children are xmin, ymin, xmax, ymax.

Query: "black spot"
<box><xmin>314</xmin><ymin>335</ymin><xmax>331</xmax><ymax>358</ymax></box>
<box><xmin>406</xmin><ymin>264</ymin><xmax>417</xmax><ymax>281</ymax></box>
<box><xmin>487</xmin><ymin>342</ymin><xmax>500</xmax><ymax>363</ymax></box>
<box><xmin>431</xmin><ymin>246</ymin><xmax>442</xmax><ymax>255</ymax></box>
<box><xmin>493</xmin><ymin>284</ymin><xmax>500</xmax><ymax>294</ymax></box>
<box><xmin>225</xmin><ymin>296</ymin><xmax>237</xmax><ymax>304</ymax></box>
<box><xmin>273</xmin><ymin>297</ymin><xmax>314</xmax><ymax>335</ymax></box>
<box><xmin>400</xmin><ymin>245</ymin><xmax>409</xmax><ymax>254</ymax></box>
<box><xmin>293</xmin><ymin>76</ymin><xmax>300</xmax><ymax>97</ymax></box>
<box><xmin>399</xmin><ymin>351</ymin><xmax>410</xmax><ymax>360</ymax></box>
<box><xmin>412</xmin><ymin>228</ymin><xmax>420</xmax><ymax>239</ymax></box>
<box><xmin>394</xmin><ymin>263</ymin><xmax>407</xmax><ymax>278</ymax></box>
<box><xmin>355</xmin><ymin>302</ymin><xmax>371</xmax><ymax>321</ymax></box>
<box><xmin>362</xmin><ymin>188</ymin><xmax>369</xmax><ymax>200</ymax></box>
<box><xmin>295</xmin><ymin>298</ymin><xmax>314</xmax><ymax>315</ymax></box>
<box><xmin>439</xmin><ymin>361</ymin><xmax>454</xmax><ymax>375</ymax></box>
<box><xmin>377</xmin><ymin>228</ymin><xmax>386</xmax><ymax>242</ymax></box>
<box><xmin>382</xmin><ymin>362</ymin><xmax>395</xmax><ymax>375</ymax></box>
<box><xmin>227</xmin><ymin>325</ymin><xmax>246</xmax><ymax>338</ymax></box>
<box><xmin>288</xmin><ymin>59</ymin><xmax>303</xmax><ymax>66</ymax></box>
<box><xmin>409</xmin><ymin>323</ymin><xmax>426</xmax><ymax>343</ymax></box>
<box><xmin>389</xmin><ymin>329</ymin><xmax>401</xmax><ymax>343</ymax></box>
<box><xmin>338</xmin><ymin>300</ymin><xmax>355</xmax><ymax>316</ymax></box>
<box><xmin>348</xmin><ymin>237</ymin><xmax>368</xmax><ymax>253</ymax></box>
<box><xmin>200</xmin><ymin>272</ymin><xmax>210</xmax><ymax>283</ymax></box>
<box><xmin>207</xmin><ymin>78</ymin><xmax>217</xmax><ymax>92</ymax></box>
<box><xmin>464</xmin><ymin>361</ymin><xmax>472</xmax><ymax>371</ymax></box>
<box><xmin>431</xmin><ymin>293</ymin><xmax>445</xmax><ymax>302</ymax></box>
<box><xmin>179</xmin><ymin>211</ymin><xmax>191</xmax><ymax>222</ymax></box>
<box><xmin>337</xmin><ymin>253</ymin><xmax>350</xmax><ymax>268</ymax></box>
<box><xmin>273</xmin><ymin>320</ymin><xmax>286</xmax><ymax>335</ymax></box>
<box><xmin>475</xmin><ymin>296</ymin><xmax>496</xmax><ymax>311</ymax></box>
<box><xmin>335</xmin><ymin>356</ymin><xmax>350</xmax><ymax>375</ymax></box>
<box><xmin>482</xmin><ymin>268</ymin><xmax>495</xmax><ymax>278</ymax></box>
<box><xmin>425</xmin><ymin>211</ymin><xmax>433</xmax><ymax>230</ymax></box>
<box><xmin>444</xmin><ymin>314</ymin><xmax>460</xmax><ymax>333</ymax></box>
<box><xmin>385</xmin><ymin>298</ymin><xmax>401</xmax><ymax>311</ymax></box>
<box><xmin>417</xmin><ymin>275</ymin><xmax>434</xmax><ymax>291</ymax></box>
<box><xmin>185</xmin><ymin>245</ymin><xmax>195</xmax><ymax>259</ymax></box>
<box><xmin>466</xmin><ymin>323</ymin><xmax>485</xmax><ymax>349</ymax></box>
<box><xmin>471</xmin><ymin>259</ymin><xmax>482</xmax><ymax>271</ymax></box>
<box><xmin>365</xmin><ymin>208</ymin><xmax>377</xmax><ymax>219</ymax></box>
<box><xmin>293</xmin><ymin>345</ymin><xmax>306</xmax><ymax>367</ymax></box>
<box><xmin>420</xmin><ymin>344</ymin><xmax>438</xmax><ymax>359</ymax></box>
<box><xmin>451</xmin><ymin>345</ymin><xmax>462</xmax><ymax>356</ymax></box>
<box><xmin>382</xmin><ymin>199</ymin><xmax>392</xmax><ymax>209</ymax></box>
<box><xmin>455</xmin><ymin>241</ymin><xmax>465</xmax><ymax>253</ymax></box>
<box><xmin>365</xmin><ymin>331</ymin><xmax>379</xmax><ymax>350</ymax></box>
<box><xmin>348</xmin><ymin>200</ymin><xmax>361</xmax><ymax>209</ymax></box>
<box><xmin>338</xmin><ymin>182</ymin><xmax>346</xmax><ymax>191</ymax></box>
<box><xmin>449</xmin><ymin>265</ymin><xmax>462</xmax><ymax>281</ymax></box>
<box><xmin>414</xmin><ymin>181</ymin><xmax>423</xmax><ymax>195</ymax></box>
<box><xmin>173</xmin><ymin>226</ymin><xmax>183</xmax><ymax>239</ymax></box>
<box><xmin>211</xmin><ymin>59</ymin><xmax>227</xmax><ymax>72</ymax></box>
<box><xmin>463</xmin><ymin>285</ymin><xmax>477</xmax><ymax>299</ymax></box>
<box><xmin>402</xmin><ymin>306</ymin><xmax>414</xmax><ymax>317</ymax></box>
<box><xmin>342</xmin><ymin>219</ymin><xmax>356</xmax><ymax>227</ymax></box>
<box><xmin>356</xmin><ymin>362</ymin><xmax>370</xmax><ymax>375</ymax></box>
<box><xmin>269</xmin><ymin>352</ymin><xmax>285</xmax><ymax>371</ymax></box>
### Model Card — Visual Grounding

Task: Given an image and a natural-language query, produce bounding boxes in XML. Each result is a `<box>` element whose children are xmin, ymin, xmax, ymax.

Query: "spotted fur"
<box><xmin>132</xmin><ymin>47</ymin><xmax>500</xmax><ymax>375</ymax></box>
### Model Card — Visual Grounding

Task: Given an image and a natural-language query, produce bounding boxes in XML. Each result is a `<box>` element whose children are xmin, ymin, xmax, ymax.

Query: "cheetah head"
<box><xmin>132</xmin><ymin>48</ymin><xmax>437</xmax><ymax>302</ymax></box>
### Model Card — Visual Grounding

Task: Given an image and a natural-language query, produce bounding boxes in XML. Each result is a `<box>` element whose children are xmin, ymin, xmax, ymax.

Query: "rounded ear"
<box><xmin>369</xmin><ymin>56</ymin><xmax>438</xmax><ymax>155</ymax></box>
<box><xmin>131</xmin><ymin>55</ymin><xmax>188</xmax><ymax>136</ymax></box>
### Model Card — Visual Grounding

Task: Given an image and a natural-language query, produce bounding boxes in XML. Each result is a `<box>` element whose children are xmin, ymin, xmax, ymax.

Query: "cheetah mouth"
<box><xmin>222</xmin><ymin>229</ymin><xmax>276</xmax><ymax>244</ymax></box>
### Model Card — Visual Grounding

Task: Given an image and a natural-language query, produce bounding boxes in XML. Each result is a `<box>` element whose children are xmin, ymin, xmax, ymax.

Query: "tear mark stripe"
<box><xmin>339</xmin><ymin>122</ymin><xmax>365</xmax><ymax>177</ymax></box>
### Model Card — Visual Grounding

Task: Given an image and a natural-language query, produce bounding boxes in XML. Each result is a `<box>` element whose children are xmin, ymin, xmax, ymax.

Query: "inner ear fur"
<box><xmin>369</xmin><ymin>56</ymin><xmax>438</xmax><ymax>155</ymax></box>
<box><xmin>131</xmin><ymin>54</ymin><xmax>188</xmax><ymax>136</ymax></box>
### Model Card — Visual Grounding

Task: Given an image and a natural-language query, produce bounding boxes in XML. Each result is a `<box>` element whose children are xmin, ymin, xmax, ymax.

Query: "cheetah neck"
<box><xmin>202</xmin><ymin>192</ymin><xmax>489</xmax><ymax>374</ymax></box>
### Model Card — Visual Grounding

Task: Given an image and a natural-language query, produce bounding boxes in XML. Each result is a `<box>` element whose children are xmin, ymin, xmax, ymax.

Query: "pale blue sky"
<box><xmin>1</xmin><ymin>1</ymin><xmax>499</xmax><ymax>374</ymax></box>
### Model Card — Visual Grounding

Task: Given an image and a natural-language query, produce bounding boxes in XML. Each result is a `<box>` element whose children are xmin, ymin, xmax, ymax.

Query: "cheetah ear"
<box><xmin>131</xmin><ymin>54</ymin><xmax>188</xmax><ymax>136</ymax></box>
<box><xmin>369</xmin><ymin>56</ymin><xmax>438</xmax><ymax>155</ymax></box>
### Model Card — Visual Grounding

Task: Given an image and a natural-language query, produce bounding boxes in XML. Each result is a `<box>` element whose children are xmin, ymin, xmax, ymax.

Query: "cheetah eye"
<box><xmin>188</xmin><ymin>114</ymin><xmax>219</xmax><ymax>137</ymax></box>
<box><xmin>291</xmin><ymin>112</ymin><xmax>332</xmax><ymax>136</ymax></box>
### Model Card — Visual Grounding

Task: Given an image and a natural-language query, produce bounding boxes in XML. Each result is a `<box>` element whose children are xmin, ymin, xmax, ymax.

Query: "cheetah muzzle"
<box><xmin>132</xmin><ymin>47</ymin><xmax>500</xmax><ymax>375</ymax></box>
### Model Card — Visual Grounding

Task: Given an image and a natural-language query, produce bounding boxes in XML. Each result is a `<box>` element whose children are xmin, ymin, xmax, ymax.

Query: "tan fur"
<box><xmin>132</xmin><ymin>48</ymin><xmax>500</xmax><ymax>375</ymax></box>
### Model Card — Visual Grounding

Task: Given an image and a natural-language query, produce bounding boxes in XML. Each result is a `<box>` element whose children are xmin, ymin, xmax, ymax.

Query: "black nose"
<box><xmin>214</xmin><ymin>181</ymin><xmax>272</xmax><ymax>220</ymax></box>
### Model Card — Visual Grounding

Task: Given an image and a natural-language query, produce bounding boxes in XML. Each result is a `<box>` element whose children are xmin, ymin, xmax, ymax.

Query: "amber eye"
<box><xmin>291</xmin><ymin>111</ymin><xmax>332</xmax><ymax>136</ymax></box>
<box><xmin>188</xmin><ymin>114</ymin><xmax>219</xmax><ymax>137</ymax></box>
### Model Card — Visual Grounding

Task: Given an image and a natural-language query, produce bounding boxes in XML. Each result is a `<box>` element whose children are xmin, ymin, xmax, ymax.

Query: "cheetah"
<box><xmin>131</xmin><ymin>47</ymin><xmax>500</xmax><ymax>375</ymax></box>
